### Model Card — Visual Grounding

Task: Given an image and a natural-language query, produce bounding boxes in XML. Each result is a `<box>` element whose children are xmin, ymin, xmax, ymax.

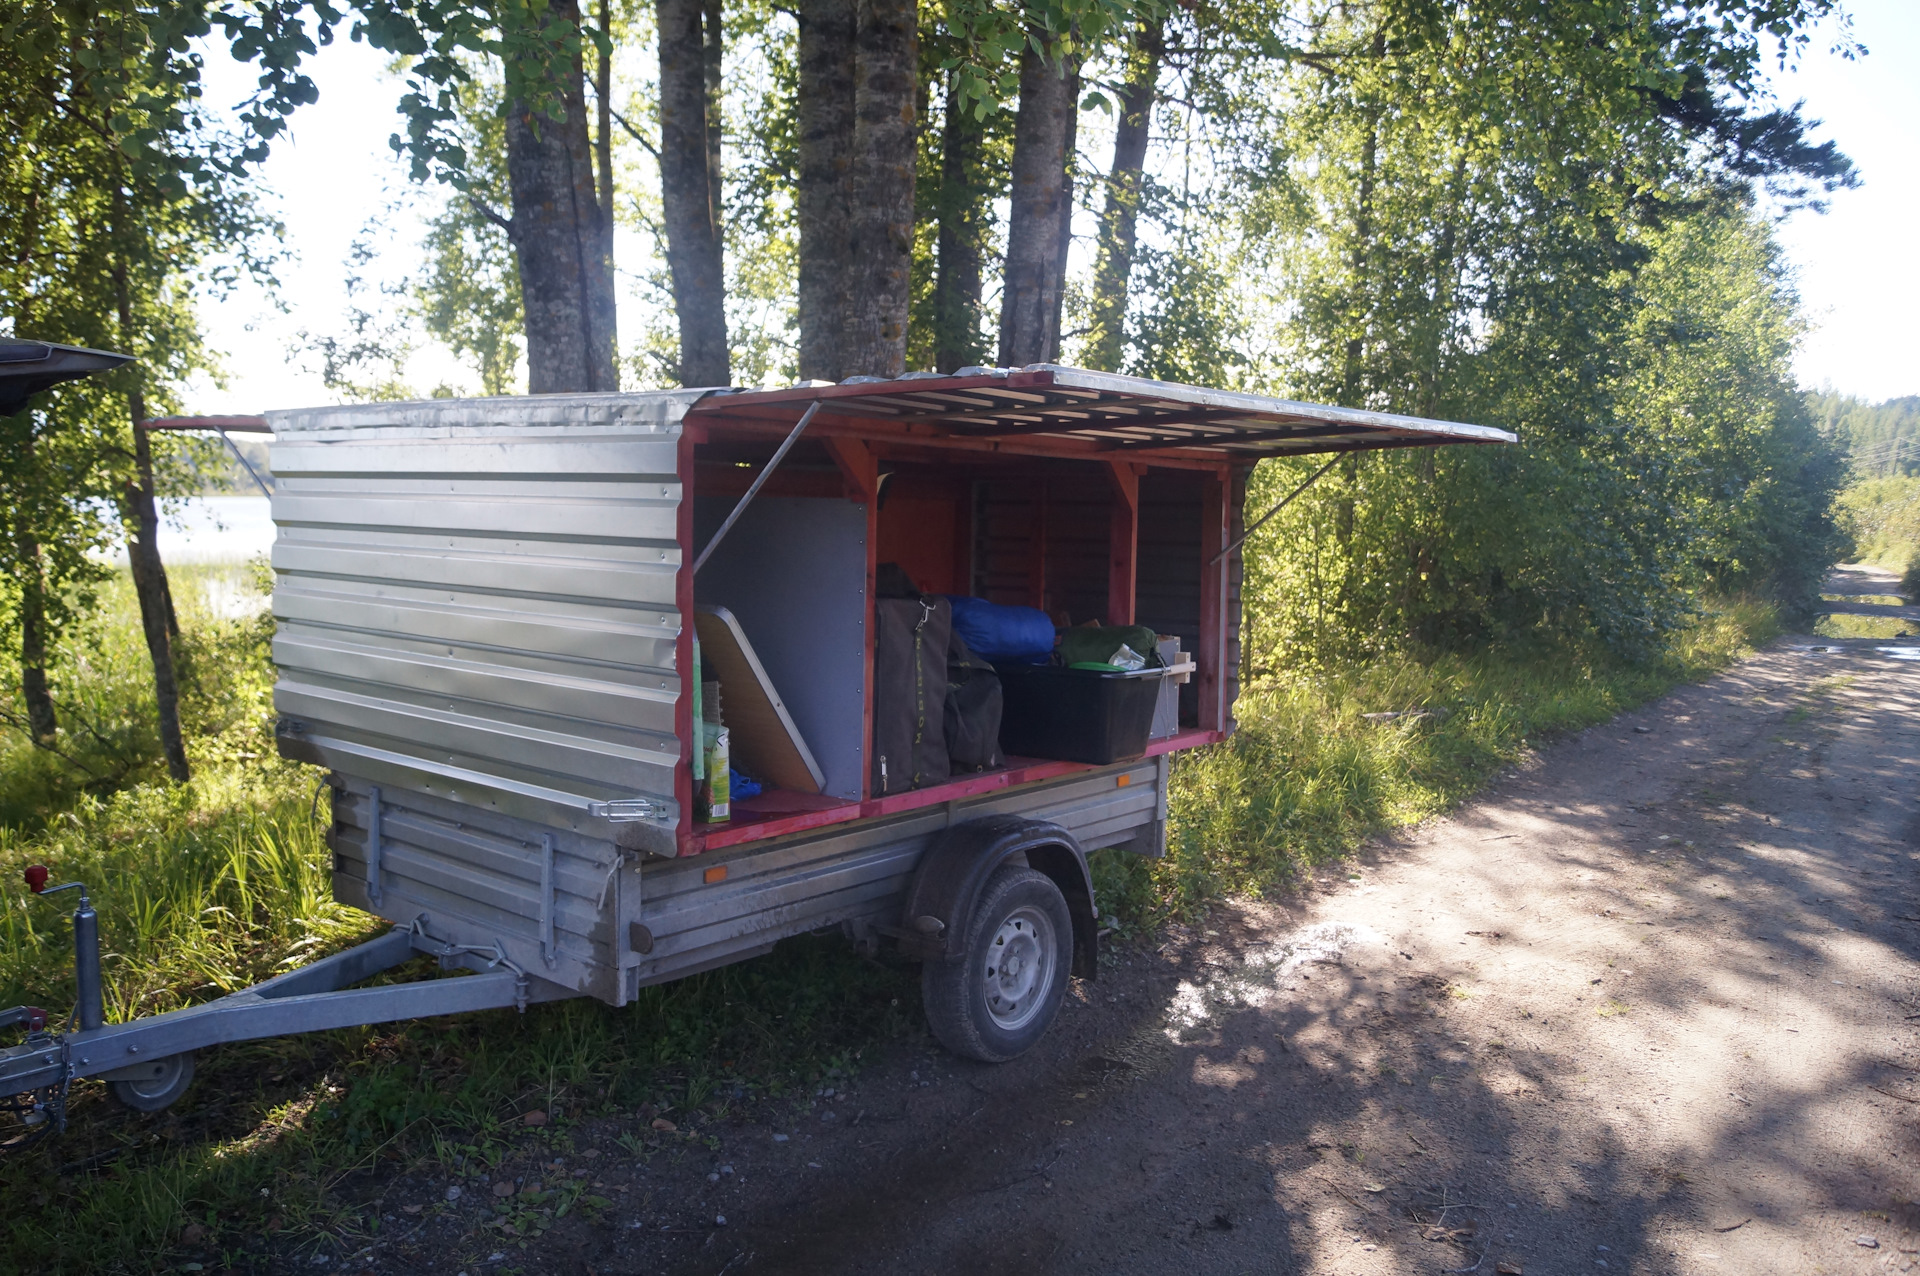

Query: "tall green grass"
<box><xmin>1095</xmin><ymin>598</ymin><xmax>1780</xmax><ymax>923</ymax></box>
<box><xmin>0</xmin><ymin>773</ymin><xmax>366</xmax><ymax>1023</ymax></box>
<box><xmin>0</xmin><ymin>563</ymin><xmax>364</xmax><ymax>1024</ymax></box>
<box><xmin>0</xmin><ymin>563</ymin><xmax>281</xmax><ymax>828</ymax></box>
<box><xmin>0</xmin><ymin>572</ymin><xmax>1780</xmax><ymax>1272</ymax></box>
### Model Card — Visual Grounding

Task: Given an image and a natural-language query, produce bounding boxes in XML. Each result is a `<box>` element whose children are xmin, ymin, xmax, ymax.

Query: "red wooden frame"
<box><xmin>674</xmin><ymin>402</ymin><xmax>1238</xmax><ymax>856</ymax></box>
<box><xmin>1105</xmin><ymin>461</ymin><xmax>1138</xmax><ymax>626</ymax></box>
<box><xmin>1197</xmin><ymin>467</ymin><xmax>1231</xmax><ymax>733</ymax></box>
<box><xmin>693</xmin><ymin>729</ymin><xmax>1222</xmax><ymax>853</ymax></box>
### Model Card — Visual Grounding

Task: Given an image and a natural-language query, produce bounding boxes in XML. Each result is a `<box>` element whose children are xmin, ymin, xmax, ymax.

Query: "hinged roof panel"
<box><xmin>691</xmin><ymin>364</ymin><xmax>1515</xmax><ymax>461</ymax></box>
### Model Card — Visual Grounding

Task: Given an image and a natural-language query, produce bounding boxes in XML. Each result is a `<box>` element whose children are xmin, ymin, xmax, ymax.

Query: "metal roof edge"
<box><xmin>264</xmin><ymin>388</ymin><xmax>708</xmax><ymax>433</ymax></box>
<box><xmin>1030</xmin><ymin>366</ymin><xmax>1518</xmax><ymax>443</ymax></box>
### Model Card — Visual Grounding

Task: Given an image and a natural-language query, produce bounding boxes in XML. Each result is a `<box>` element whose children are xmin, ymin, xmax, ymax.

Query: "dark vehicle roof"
<box><xmin>692</xmin><ymin>363</ymin><xmax>1516</xmax><ymax>463</ymax></box>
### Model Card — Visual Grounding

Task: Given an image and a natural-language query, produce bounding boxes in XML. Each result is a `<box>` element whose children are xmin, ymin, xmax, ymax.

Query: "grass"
<box><xmin>0</xmin><ymin>570</ymin><xmax>1782</xmax><ymax>1273</ymax></box>
<box><xmin>1814</xmin><ymin>612</ymin><xmax>1912</xmax><ymax>640</ymax></box>
<box><xmin>1094</xmin><ymin>597</ymin><xmax>1780</xmax><ymax>926</ymax></box>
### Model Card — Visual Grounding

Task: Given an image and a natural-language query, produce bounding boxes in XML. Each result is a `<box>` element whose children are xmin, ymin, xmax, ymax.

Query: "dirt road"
<box><xmin>327</xmin><ymin>635</ymin><xmax>1920</xmax><ymax>1275</ymax></box>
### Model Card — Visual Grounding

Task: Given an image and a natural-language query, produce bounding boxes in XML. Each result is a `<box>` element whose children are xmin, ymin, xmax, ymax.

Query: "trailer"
<box><xmin>1</xmin><ymin>364</ymin><xmax>1512</xmax><ymax>1130</ymax></box>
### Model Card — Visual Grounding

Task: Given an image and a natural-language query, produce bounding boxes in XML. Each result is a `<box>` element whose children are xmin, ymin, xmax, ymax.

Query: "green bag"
<box><xmin>1057</xmin><ymin>625</ymin><xmax>1161</xmax><ymax>668</ymax></box>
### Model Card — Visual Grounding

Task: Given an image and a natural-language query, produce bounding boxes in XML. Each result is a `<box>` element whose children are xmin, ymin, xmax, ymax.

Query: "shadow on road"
<box><xmin>675</xmin><ymin>638</ymin><xmax>1917</xmax><ymax>1276</ymax></box>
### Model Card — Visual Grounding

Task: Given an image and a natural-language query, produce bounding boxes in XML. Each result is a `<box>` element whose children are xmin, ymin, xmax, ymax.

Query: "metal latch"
<box><xmin>587</xmin><ymin>799</ymin><xmax>658</xmax><ymax>822</ymax></box>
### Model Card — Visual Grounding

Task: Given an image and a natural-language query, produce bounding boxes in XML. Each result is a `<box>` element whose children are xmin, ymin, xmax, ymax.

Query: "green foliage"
<box><xmin>0</xmin><ymin>564</ymin><xmax>278</xmax><ymax>828</ymax></box>
<box><xmin>1234</xmin><ymin>200</ymin><xmax>1844</xmax><ymax>666</ymax></box>
<box><xmin>3</xmin><ymin>0</ymin><xmax>276</xmax><ymax>782</ymax></box>
<box><xmin>1093</xmin><ymin>597</ymin><xmax>1779</xmax><ymax>925</ymax></box>
<box><xmin>907</xmin><ymin>59</ymin><xmax>1016</xmax><ymax>373</ymax></box>
<box><xmin>1834</xmin><ymin>476</ymin><xmax>1920</xmax><ymax>571</ymax></box>
<box><xmin>1123</xmin><ymin>234</ymin><xmax>1250</xmax><ymax>387</ymax></box>
<box><xmin>411</xmin><ymin>68</ymin><xmax>527</xmax><ymax>395</ymax></box>
<box><xmin>1236</xmin><ymin>127</ymin><xmax>1844</xmax><ymax>660</ymax></box>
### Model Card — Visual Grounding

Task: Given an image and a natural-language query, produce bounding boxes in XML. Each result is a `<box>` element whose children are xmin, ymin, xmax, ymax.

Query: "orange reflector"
<box><xmin>703</xmin><ymin>865</ymin><xmax>728</xmax><ymax>884</ymax></box>
<box><xmin>1116</xmin><ymin>774</ymin><xmax>1131</xmax><ymax>787</ymax></box>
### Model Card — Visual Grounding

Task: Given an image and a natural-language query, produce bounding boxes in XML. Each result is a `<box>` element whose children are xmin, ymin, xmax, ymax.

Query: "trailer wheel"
<box><xmin>922</xmin><ymin>865</ymin><xmax>1073</xmax><ymax>1062</ymax></box>
<box><xmin>107</xmin><ymin>1051</ymin><xmax>195</xmax><ymax>1113</ymax></box>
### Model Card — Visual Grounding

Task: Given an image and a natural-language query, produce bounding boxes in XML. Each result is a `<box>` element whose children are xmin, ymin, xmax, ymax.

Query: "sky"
<box><xmin>185</xmin><ymin>0</ymin><xmax>1920</xmax><ymax>417</ymax></box>
<box><xmin>1762</xmin><ymin>0</ymin><xmax>1920</xmax><ymax>403</ymax></box>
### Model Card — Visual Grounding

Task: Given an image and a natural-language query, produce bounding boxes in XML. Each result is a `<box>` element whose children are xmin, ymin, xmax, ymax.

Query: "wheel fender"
<box><xmin>900</xmin><ymin>816</ymin><xmax>1099</xmax><ymax>979</ymax></box>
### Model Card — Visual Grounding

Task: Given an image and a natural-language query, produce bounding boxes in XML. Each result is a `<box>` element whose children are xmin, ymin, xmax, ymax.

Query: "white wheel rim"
<box><xmin>983</xmin><ymin>905</ymin><xmax>1056</xmax><ymax>1031</ymax></box>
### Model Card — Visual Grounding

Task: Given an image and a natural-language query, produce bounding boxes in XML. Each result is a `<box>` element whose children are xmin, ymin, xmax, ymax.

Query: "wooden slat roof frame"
<box><xmin>687</xmin><ymin>364</ymin><xmax>1515</xmax><ymax>466</ymax></box>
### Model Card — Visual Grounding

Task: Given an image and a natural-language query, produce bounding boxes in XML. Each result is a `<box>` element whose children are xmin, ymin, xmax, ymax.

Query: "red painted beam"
<box><xmin>1197</xmin><ymin>469</ymin><xmax>1231</xmax><ymax>732</ymax></box>
<box><xmin>1105</xmin><ymin>461</ymin><xmax>1139</xmax><ymax>626</ymax></box>
<box><xmin>140</xmin><ymin>415</ymin><xmax>270</xmax><ymax>432</ymax></box>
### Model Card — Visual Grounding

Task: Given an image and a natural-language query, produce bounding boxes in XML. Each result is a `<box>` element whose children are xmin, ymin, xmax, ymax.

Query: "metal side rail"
<box><xmin>0</xmin><ymin>924</ymin><xmax>577</xmax><ymax>1096</ymax></box>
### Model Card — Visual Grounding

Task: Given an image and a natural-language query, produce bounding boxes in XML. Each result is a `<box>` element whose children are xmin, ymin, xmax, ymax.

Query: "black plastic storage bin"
<box><xmin>996</xmin><ymin>665</ymin><xmax>1168</xmax><ymax>764</ymax></box>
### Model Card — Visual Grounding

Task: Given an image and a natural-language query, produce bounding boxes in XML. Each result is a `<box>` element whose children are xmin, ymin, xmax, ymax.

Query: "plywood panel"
<box><xmin>695</xmin><ymin>605</ymin><xmax>826</xmax><ymax>794</ymax></box>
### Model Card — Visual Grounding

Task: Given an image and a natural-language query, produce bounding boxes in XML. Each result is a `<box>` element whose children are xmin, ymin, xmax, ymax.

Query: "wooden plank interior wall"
<box><xmin>975</xmin><ymin>483</ymin><xmax>1036</xmax><ymax>604</ymax></box>
<box><xmin>1041</xmin><ymin>478</ymin><xmax>1110</xmax><ymax>626</ymax></box>
<box><xmin>875</xmin><ymin>491</ymin><xmax>964</xmax><ymax>595</ymax></box>
<box><xmin>970</xmin><ymin>476</ymin><xmax>1117</xmax><ymax>626</ymax></box>
<box><xmin>1136</xmin><ymin>472</ymin><xmax>1204</xmax><ymax>729</ymax></box>
<box><xmin>1107</xmin><ymin>463</ymin><xmax>1139</xmax><ymax>626</ymax></box>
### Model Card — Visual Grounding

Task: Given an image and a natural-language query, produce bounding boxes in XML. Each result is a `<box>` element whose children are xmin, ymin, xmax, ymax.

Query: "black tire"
<box><xmin>106</xmin><ymin>1051</ymin><xmax>195</xmax><ymax>1113</ymax></box>
<box><xmin>922</xmin><ymin>865</ymin><xmax>1073</xmax><ymax>1063</ymax></box>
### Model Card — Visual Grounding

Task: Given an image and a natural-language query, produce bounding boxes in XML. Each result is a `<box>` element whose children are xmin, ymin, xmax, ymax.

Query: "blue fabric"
<box><xmin>945</xmin><ymin>595</ymin><xmax>1055</xmax><ymax>663</ymax></box>
<box><xmin>730</xmin><ymin>768</ymin><xmax>762</xmax><ymax>800</ymax></box>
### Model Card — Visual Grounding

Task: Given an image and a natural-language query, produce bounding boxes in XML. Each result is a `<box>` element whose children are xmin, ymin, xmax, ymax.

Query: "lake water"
<box><xmin>129</xmin><ymin>496</ymin><xmax>278</xmax><ymax>564</ymax></box>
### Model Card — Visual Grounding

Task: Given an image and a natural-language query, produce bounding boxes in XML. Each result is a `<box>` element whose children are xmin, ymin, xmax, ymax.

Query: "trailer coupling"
<box><xmin>1</xmin><ymin>909</ymin><xmax>575</xmax><ymax>1133</ymax></box>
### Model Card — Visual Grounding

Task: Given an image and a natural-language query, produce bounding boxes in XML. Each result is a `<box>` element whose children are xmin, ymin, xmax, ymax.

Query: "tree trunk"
<box><xmin>1340</xmin><ymin>116</ymin><xmax>1378</xmax><ymax>405</ymax></box>
<box><xmin>659</xmin><ymin>0</ymin><xmax>730</xmax><ymax>385</ymax></box>
<box><xmin>998</xmin><ymin>34</ymin><xmax>1079</xmax><ymax>368</ymax></box>
<box><xmin>932</xmin><ymin>69</ymin><xmax>988</xmax><ymax>373</ymax></box>
<box><xmin>796</xmin><ymin>0</ymin><xmax>856</xmax><ymax>381</ymax></box>
<box><xmin>110</xmin><ymin>191</ymin><xmax>190</xmax><ymax>783</ymax></box>
<box><xmin>842</xmin><ymin>0</ymin><xmax>917</xmax><ymax>377</ymax></box>
<box><xmin>1084</xmin><ymin>20</ymin><xmax>1161</xmax><ymax>373</ymax></box>
<box><xmin>504</xmin><ymin>0</ymin><xmax>619</xmax><ymax>394</ymax></box>
<box><xmin>705</xmin><ymin>0</ymin><xmax>725</xmax><ymax>223</ymax></box>
<box><xmin>595</xmin><ymin>0</ymin><xmax>617</xmax><ymax>224</ymax></box>
<box><xmin>1340</xmin><ymin>29</ymin><xmax>1388</xmax><ymax>406</ymax></box>
<box><xmin>17</xmin><ymin>535</ymin><xmax>56</xmax><ymax>743</ymax></box>
<box><xmin>1419</xmin><ymin>148</ymin><xmax>1471</xmax><ymax>418</ymax></box>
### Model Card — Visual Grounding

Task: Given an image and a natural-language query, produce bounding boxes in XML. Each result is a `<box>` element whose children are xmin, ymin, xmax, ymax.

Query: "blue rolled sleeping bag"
<box><xmin>945</xmin><ymin>595</ymin><xmax>1056</xmax><ymax>664</ymax></box>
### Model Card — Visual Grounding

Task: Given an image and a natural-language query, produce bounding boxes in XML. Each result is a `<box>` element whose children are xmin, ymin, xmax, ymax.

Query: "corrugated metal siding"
<box><xmin>268</xmin><ymin>394</ymin><xmax>699</xmax><ymax>997</ymax></box>
<box><xmin>269</xmin><ymin>393</ymin><xmax>697</xmax><ymax>850</ymax></box>
<box><xmin>329</xmin><ymin>780</ymin><xmax>627</xmax><ymax>1001</ymax></box>
<box><xmin>630</xmin><ymin>760</ymin><xmax>1163</xmax><ymax>993</ymax></box>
